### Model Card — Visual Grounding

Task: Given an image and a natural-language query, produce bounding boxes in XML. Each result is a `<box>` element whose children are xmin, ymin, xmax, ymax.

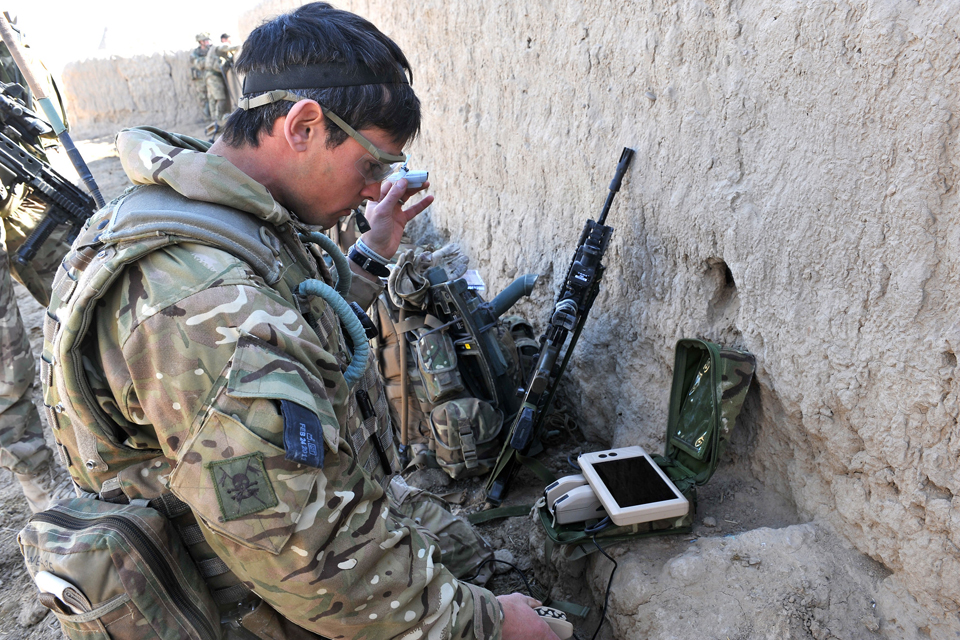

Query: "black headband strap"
<box><xmin>241</xmin><ymin>63</ymin><xmax>408</xmax><ymax>95</ymax></box>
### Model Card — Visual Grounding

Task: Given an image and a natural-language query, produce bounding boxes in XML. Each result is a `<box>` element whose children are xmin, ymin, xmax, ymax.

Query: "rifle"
<box><xmin>0</xmin><ymin>81</ymin><xmax>97</xmax><ymax>264</ymax></box>
<box><xmin>0</xmin><ymin>13</ymin><xmax>105</xmax><ymax>210</ymax></box>
<box><xmin>484</xmin><ymin>147</ymin><xmax>635</xmax><ymax>506</ymax></box>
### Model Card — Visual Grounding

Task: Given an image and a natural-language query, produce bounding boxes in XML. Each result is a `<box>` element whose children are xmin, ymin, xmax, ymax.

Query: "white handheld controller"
<box><xmin>544</xmin><ymin>474</ymin><xmax>587</xmax><ymax>507</ymax></box>
<box><xmin>550</xmin><ymin>484</ymin><xmax>607</xmax><ymax>524</ymax></box>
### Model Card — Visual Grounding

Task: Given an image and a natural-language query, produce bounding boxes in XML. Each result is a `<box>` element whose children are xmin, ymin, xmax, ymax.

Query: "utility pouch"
<box><xmin>429</xmin><ymin>398</ymin><xmax>504</xmax><ymax>478</ymax></box>
<box><xmin>415</xmin><ymin>328</ymin><xmax>465</xmax><ymax>403</ymax></box>
<box><xmin>535</xmin><ymin>339</ymin><xmax>755</xmax><ymax>556</ymax></box>
<box><xmin>18</xmin><ymin>497</ymin><xmax>221</xmax><ymax>640</ymax></box>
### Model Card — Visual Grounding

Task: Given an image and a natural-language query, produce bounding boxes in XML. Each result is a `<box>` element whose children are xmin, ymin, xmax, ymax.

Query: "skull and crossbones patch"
<box><xmin>209</xmin><ymin>452</ymin><xmax>279</xmax><ymax>521</ymax></box>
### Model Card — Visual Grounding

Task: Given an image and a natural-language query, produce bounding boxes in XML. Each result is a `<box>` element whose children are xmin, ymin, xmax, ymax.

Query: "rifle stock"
<box><xmin>485</xmin><ymin>147</ymin><xmax>635</xmax><ymax>506</ymax></box>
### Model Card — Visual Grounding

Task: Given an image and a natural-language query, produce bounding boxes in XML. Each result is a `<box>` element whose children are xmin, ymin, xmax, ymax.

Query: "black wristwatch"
<box><xmin>348</xmin><ymin>246</ymin><xmax>390</xmax><ymax>277</ymax></box>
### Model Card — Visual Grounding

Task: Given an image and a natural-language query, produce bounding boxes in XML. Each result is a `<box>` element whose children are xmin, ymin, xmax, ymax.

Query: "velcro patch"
<box><xmin>209</xmin><ymin>453</ymin><xmax>278</xmax><ymax>521</ymax></box>
<box><xmin>281</xmin><ymin>400</ymin><xmax>325</xmax><ymax>468</ymax></box>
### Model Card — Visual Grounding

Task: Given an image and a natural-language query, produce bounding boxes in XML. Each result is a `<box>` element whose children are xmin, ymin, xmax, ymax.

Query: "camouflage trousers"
<box><xmin>193</xmin><ymin>79</ymin><xmax>210</xmax><ymax>120</ymax></box>
<box><xmin>0</xmin><ymin>185</ymin><xmax>72</xmax><ymax>474</ymax></box>
<box><xmin>205</xmin><ymin>73</ymin><xmax>230</xmax><ymax>124</ymax></box>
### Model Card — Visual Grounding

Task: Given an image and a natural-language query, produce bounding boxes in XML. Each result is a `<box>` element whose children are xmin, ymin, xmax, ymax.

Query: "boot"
<box><xmin>16</xmin><ymin>463</ymin><xmax>77</xmax><ymax>513</ymax></box>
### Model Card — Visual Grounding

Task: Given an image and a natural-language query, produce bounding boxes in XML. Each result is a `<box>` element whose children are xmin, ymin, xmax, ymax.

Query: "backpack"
<box><xmin>375</xmin><ymin>246</ymin><xmax>539</xmax><ymax>478</ymax></box>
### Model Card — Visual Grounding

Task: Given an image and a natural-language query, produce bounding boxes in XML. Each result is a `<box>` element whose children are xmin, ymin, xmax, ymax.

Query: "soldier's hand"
<box><xmin>497</xmin><ymin>593</ymin><xmax>562</xmax><ymax>640</ymax></box>
<box><xmin>359</xmin><ymin>177</ymin><xmax>433</xmax><ymax>260</ymax></box>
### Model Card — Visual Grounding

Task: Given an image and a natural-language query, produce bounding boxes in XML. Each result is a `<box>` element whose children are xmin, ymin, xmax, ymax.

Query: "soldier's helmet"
<box><xmin>196</xmin><ymin>32</ymin><xmax>211</xmax><ymax>43</ymax></box>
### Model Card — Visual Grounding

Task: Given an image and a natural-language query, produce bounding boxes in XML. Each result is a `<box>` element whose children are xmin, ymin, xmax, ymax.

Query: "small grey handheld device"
<box><xmin>392</xmin><ymin>159</ymin><xmax>428</xmax><ymax>189</ymax></box>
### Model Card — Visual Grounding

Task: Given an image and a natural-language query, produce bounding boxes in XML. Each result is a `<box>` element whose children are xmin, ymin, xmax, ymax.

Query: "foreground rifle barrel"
<box><xmin>484</xmin><ymin>147</ymin><xmax>635</xmax><ymax>506</ymax></box>
<box><xmin>0</xmin><ymin>13</ymin><xmax>105</xmax><ymax>209</ymax></box>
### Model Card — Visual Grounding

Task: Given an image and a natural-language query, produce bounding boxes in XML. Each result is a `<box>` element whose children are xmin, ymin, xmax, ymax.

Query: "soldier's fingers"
<box><xmin>402</xmin><ymin>194</ymin><xmax>433</xmax><ymax>223</ymax></box>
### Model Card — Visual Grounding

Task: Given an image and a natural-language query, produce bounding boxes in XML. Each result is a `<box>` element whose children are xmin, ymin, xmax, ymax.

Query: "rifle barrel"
<box><xmin>484</xmin><ymin>146</ymin><xmax>636</xmax><ymax>506</ymax></box>
<box><xmin>597</xmin><ymin>147</ymin><xmax>635</xmax><ymax>225</ymax></box>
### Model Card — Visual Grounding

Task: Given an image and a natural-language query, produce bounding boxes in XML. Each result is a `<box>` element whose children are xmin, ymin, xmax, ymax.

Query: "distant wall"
<box><xmin>60</xmin><ymin>50</ymin><xmax>205</xmax><ymax>138</ymax></box>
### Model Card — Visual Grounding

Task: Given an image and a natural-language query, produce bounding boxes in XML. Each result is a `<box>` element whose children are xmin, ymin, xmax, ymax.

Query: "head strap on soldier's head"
<box><xmin>240</xmin><ymin>62</ymin><xmax>408</xmax><ymax>97</ymax></box>
<box><xmin>239</xmin><ymin>88</ymin><xmax>406</xmax><ymax>163</ymax></box>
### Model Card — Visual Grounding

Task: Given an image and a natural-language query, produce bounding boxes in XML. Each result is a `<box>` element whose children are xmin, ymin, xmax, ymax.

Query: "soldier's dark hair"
<box><xmin>221</xmin><ymin>2</ymin><xmax>420</xmax><ymax>149</ymax></box>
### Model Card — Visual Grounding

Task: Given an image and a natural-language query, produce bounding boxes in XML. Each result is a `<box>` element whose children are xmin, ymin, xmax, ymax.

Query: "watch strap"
<box><xmin>348</xmin><ymin>246</ymin><xmax>390</xmax><ymax>277</ymax></box>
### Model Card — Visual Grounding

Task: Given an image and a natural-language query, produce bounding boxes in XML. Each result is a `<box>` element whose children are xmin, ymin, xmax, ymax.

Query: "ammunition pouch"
<box><xmin>429</xmin><ymin>398</ymin><xmax>503</xmax><ymax>478</ymax></box>
<box><xmin>415</xmin><ymin>327</ymin><xmax>465</xmax><ymax>403</ymax></box>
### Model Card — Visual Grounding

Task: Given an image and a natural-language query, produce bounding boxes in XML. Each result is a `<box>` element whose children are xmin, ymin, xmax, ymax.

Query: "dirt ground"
<box><xmin>0</xmin><ymin>127</ymin><xmax>858</xmax><ymax>640</ymax></box>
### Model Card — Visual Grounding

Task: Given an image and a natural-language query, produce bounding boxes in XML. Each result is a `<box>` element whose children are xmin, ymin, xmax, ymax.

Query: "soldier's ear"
<box><xmin>282</xmin><ymin>99</ymin><xmax>324</xmax><ymax>153</ymax></box>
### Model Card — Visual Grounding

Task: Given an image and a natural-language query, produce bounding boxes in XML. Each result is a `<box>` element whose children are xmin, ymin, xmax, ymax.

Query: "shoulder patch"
<box><xmin>209</xmin><ymin>452</ymin><xmax>279</xmax><ymax>521</ymax></box>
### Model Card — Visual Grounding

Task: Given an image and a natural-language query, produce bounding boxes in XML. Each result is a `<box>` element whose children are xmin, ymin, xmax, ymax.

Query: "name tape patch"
<box><xmin>281</xmin><ymin>400</ymin><xmax>325</xmax><ymax>468</ymax></box>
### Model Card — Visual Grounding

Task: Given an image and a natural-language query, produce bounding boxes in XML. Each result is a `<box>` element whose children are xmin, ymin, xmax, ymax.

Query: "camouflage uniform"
<box><xmin>190</xmin><ymin>35</ymin><xmax>211</xmax><ymax>121</ymax></box>
<box><xmin>42</xmin><ymin>127</ymin><xmax>501</xmax><ymax>640</ymax></box>
<box><xmin>204</xmin><ymin>43</ymin><xmax>239</xmax><ymax>124</ymax></box>
<box><xmin>0</xmin><ymin>38</ymin><xmax>74</xmax><ymax>482</ymax></box>
<box><xmin>0</xmin><ymin>189</ymin><xmax>73</xmax><ymax>475</ymax></box>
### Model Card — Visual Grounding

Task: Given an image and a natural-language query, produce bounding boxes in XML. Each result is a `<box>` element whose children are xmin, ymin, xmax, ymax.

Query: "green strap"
<box><xmin>516</xmin><ymin>454</ymin><xmax>558</xmax><ymax>485</ymax></box>
<box><xmin>467</xmin><ymin>504</ymin><xmax>531</xmax><ymax>524</ymax></box>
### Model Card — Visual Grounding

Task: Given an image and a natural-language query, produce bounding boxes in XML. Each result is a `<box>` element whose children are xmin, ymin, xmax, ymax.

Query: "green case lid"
<box><xmin>663</xmin><ymin>339</ymin><xmax>756</xmax><ymax>491</ymax></box>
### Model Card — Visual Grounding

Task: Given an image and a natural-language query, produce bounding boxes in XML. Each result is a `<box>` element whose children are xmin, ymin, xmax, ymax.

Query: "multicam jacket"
<box><xmin>41</xmin><ymin>127</ymin><xmax>503</xmax><ymax>640</ymax></box>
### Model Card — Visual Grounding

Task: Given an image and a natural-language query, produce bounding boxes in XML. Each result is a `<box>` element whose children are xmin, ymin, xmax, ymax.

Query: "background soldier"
<box><xmin>0</xmin><ymin>21</ymin><xmax>74</xmax><ymax>512</ymax></box>
<box><xmin>190</xmin><ymin>32</ymin><xmax>211</xmax><ymax>121</ymax></box>
<box><xmin>219</xmin><ymin>33</ymin><xmax>242</xmax><ymax>109</ymax></box>
<box><xmin>204</xmin><ymin>33</ymin><xmax>239</xmax><ymax>127</ymax></box>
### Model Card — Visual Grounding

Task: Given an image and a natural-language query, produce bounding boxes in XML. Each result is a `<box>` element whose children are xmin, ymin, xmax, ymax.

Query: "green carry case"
<box><xmin>537</xmin><ymin>338</ymin><xmax>756</xmax><ymax>556</ymax></box>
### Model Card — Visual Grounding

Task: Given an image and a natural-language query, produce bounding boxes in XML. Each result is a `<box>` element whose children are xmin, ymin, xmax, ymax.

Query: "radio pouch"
<box><xmin>18</xmin><ymin>496</ymin><xmax>221</xmax><ymax>640</ymax></box>
<box><xmin>415</xmin><ymin>327</ymin><xmax>465</xmax><ymax>403</ymax></box>
<box><xmin>534</xmin><ymin>338</ymin><xmax>756</xmax><ymax>559</ymax></box>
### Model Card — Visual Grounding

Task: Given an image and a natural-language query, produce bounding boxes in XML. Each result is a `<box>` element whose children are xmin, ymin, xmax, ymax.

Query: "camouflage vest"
<box><xmin>190</xmin><ymin>47</ymin><xmax>207</xmax><ymax>80</ymax></box>
<box><xmin>40</xmin><ymin>184</ymin><xmax>396</xmax><ymax>631</ymax></box>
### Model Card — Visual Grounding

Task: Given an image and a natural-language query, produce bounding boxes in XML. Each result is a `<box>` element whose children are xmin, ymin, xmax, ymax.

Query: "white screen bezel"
<box><xmin>578</xmin><ymin>445</ymin><xmax>690</xmax><ymax>526</ymax></box>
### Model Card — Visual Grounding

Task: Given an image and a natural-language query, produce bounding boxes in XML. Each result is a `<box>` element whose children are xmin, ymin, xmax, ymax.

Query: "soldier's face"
<box><xmin>286</xmin><ymin>126</ymin><xmax>403</xmax><ymax>229</ymax></box>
